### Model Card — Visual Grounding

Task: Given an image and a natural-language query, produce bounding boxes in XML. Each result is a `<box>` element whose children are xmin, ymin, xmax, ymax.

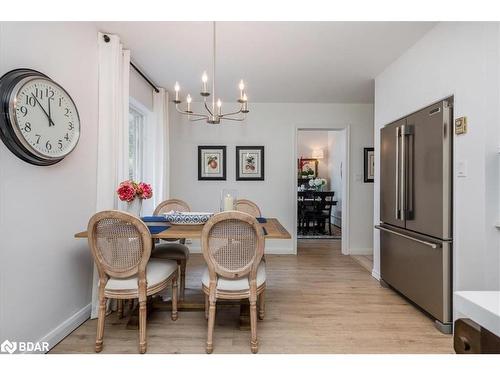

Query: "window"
<box><xmin>128</xmin><ymin>105</ymin><xmax>145</xmax><ymax>181</ymax></box>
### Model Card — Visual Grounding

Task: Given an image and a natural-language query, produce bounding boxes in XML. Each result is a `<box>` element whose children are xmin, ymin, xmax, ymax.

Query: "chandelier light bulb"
<box><xmin>242</xmin><ymin>93</ymin><xmax>248</xmax><ymax>102</ymax></box>
<box><xmin>239</xmin><ymin>80</ymin><xmax>245</xmax><ymax>101</ymax></box>
<box><xmin>186</xmin><ymin>94</ymin><xmax>192</xmax><ymax>103</ymax></box>
<box><xmin>216</xmin><ymin>98</ymin><xmax>222</xmax><ymax>116</ymax></box>
<box><xmin>201</xmin><ymin>71</ymin><xmax>208</xmax><ymax>94</ymax></box>
<box><xmin>174</xmin><ymin>82</ymin><xmax>180</xmax><ymax>101</ymax></box>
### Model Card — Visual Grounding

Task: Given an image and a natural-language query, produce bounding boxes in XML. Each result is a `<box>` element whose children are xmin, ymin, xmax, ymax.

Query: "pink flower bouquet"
<box><xmin>117</xmin><ymin>180</ymin><xmax>153</xmax><ymax>202</ymax></box>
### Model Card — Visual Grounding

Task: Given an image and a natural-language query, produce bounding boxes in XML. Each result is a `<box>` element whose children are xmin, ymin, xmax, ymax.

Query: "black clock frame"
<box><xmin>0</xmin><ymin>68</ymin><xmax>77</xmax><ymax>166</ymax></box>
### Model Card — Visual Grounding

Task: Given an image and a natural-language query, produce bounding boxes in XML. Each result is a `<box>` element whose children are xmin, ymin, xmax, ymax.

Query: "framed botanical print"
<box><xmin>198</xmin><ymin>146</ymin><xmax>226</xmax><ymax>180</ymax></box>
<box><xmin>364</xmin><ymin>147</ymin><xmax>375</xmax><ymax>183</ymax></box>
<box><xmin>236</xmin><ymin>146</ymin><xmax>264</xmax><ymax>181</ymax></box>
<box><xmin>298</xmin><ymin>158</ymin><xmax>318</xmax><ymax>179</ymax></box>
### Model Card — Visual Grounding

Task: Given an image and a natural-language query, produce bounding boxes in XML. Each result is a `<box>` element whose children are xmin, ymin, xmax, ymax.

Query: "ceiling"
<box><xmin>96</xmin><ymin>22</ymin><xmax>436</xmax><ymax>103</ymax></box>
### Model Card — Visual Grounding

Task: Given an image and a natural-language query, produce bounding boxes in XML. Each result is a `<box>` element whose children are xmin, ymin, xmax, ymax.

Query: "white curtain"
<box><xmin>142</xmin><ymin>88</ymin><xmax>170</xmax><ymax>214</ymax></box>
<box><xmin>90</xmin><ymin>32</ymin><xmax>130</xmax><ymax>318</ymax></box>
<box><xmin>153</xmin><ymin>88</ymin><xmax>170</xmax><ymax>207</ymax></box>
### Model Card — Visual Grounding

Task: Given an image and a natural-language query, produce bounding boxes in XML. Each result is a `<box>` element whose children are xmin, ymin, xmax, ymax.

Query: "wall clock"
<box><xmin>0</xmin><ymin>68</ymin><xmax>80</xmax><ymax>166</ymax></box>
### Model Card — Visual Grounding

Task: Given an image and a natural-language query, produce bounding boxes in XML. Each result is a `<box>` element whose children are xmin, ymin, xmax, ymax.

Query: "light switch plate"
<box><xmin>457</xmin><ymin>160</ymin><xmax>467</xmax><ymax>177</ymax></box>
<box><xmin>455</xmin><ymin>116</ymin><xmax>467</xmax><ymax>135</ymax></box>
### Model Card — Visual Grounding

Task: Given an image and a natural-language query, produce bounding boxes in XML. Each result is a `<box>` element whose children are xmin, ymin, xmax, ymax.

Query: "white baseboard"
<box><xmin>371</xmin><ymin>269</ymin><xmax>381</xmax><ymax>280</ymax></box>
<box><xmin>36</xmin><ymin>303</ymin><xmax>91</xmax><ymax>353</ymax></box>
<box><xmin>348</xmin><ymin>248</ymin><xmax>373</xmax><ymax>255</ymax></box>
<box><xmin>188</xmin><ymin>245</ymin><xmax>294</xmax><ymax>255</ymax></box>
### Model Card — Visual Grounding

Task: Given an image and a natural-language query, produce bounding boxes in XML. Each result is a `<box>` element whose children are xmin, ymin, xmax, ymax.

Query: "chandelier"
<box><xmin>173</xmin><ymin>22</ymin><xmax>249</xmax><ymax>124</ymax></box>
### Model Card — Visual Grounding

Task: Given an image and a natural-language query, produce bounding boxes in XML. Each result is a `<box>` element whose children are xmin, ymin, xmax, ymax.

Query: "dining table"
<box><xmin>75</xmin><ymin>216</ymin><xmax>291</xmax><ymax>330</ymax></box>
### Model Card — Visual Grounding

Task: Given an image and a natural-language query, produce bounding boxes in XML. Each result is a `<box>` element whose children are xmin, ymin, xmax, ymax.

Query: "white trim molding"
<box><xmin>294</xmin><ymin>124</ymin><xmax>351</xmax><ymax>255</ymax></box>
<box><xmin>35</xmin><ymin>303</ymin><xmax>91</xmax><ymax>353</ymax></box>
<box><xmin>187</xmin><ymin>243</ymin><xmax>294</xmax><ymax>255</ymax></box>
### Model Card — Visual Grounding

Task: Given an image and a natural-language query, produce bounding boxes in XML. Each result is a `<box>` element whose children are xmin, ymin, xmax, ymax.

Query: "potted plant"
<box><xmin>116</xmin><ymin>180</ymin><xmax>153</xmax><ymax>216</ymax></box>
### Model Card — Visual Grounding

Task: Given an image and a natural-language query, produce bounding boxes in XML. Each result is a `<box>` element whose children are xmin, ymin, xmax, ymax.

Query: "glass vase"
<box><xmin>220</xmin><ymin>189</ymin><xmax>238</xmax><ymax>212</ymax></box>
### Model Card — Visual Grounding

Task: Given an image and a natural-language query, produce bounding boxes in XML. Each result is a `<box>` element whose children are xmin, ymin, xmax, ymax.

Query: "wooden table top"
<box><xmin>74</xmin><ymin>218</ymin><xmax>291</xmax><ymax>240</ymax></box>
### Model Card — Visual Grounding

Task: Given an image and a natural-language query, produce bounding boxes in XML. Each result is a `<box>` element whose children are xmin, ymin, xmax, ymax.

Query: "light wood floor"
<box><xmin>351</xmin><ymin>254</ymin><xmax>374</xmax><ymax>273</ymax></box>
<box><xmin>51</xmin><ymin>240</ymin><xmax>453</xmax><ymax>354</ymax></box>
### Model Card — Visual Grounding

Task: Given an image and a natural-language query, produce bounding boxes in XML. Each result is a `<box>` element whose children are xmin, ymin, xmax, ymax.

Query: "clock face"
<box><xmin>10</xmin><ymin>77</ymin><xmax>80</xmax><ymax>160</ymax></box>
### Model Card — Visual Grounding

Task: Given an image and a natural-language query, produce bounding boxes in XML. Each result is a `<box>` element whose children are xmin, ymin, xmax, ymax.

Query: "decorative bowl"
<box><xmin>163</xmin><ymin>211</ymin><xmax>214</xmax><ymax>225</ymax></box>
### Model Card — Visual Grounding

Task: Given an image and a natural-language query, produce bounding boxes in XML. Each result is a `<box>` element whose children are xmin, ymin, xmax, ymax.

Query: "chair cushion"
<box><xmin>105</xmin><ymin>259</ymin><xmax>177</xmax><ymax>291</ymax></box>
<box><xmin>152</xmin><ymin>243</ymin><xmax>189</xmax><ymax>261</ymax></box>
<box><xmin>201</xmin><ymin>261</ymin><xmax>266</xmax><ymax>292</ymax></box>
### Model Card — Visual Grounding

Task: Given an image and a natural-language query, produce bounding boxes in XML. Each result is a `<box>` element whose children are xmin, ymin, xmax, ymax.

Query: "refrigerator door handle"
<box><xmin>375</xmin><ymin>225</ymin><xmax>441</xmax><ymax>249</ymax></box>
<box><xmin>400</xmin><ymin>125</ymin><xmax>406</xmax><ymax>220</ymax></box>
<box><xmin>403</xmin><ymin>124</ymin><xmax>415</xmax><ymax>220</ymax></box>
<box><xmin>395</xmin><ymin>126</ymin><xmax>401</xmax><ymax>220</ymax></box>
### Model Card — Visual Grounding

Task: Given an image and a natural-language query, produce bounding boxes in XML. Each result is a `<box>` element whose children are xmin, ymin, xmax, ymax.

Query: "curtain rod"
<box><xmin>130</xmin><ymin>61</ymin><xmax>160</xmax><ymax>93</ymax></box>
<box><xmin>102</xmin><ymin>34</ymin><xmax>160</xmax><ymax>93</ymax></box>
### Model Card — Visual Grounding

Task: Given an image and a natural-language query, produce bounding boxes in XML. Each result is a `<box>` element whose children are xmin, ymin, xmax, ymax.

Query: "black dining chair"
<box><xmin>298</xmin><ymin>191</ymin><xmax>315</xmax><ymax>234</ymax></box>
<box><xmin>304</xmin><ymin>192</ymin><xmax>335</xmax><ymax>235</ymax></box>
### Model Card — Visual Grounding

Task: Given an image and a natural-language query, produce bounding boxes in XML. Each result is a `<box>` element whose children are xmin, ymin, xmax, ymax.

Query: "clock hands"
<box><xmin>31</xmin><ymin>94</ymin><xmax>55</xmax><ymax>127</ymax></box>
<box><xmin>48</xmin><ymin>97</ymin><xmax>53</xmax><ymax>127</ymax></box>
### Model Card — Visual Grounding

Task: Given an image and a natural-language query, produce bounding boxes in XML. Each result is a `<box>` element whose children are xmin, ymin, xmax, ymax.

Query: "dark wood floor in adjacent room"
<box><xmin>51</xmin><ymin>240</ymin><xmax>453</xmax><ymax>354</ymax></box>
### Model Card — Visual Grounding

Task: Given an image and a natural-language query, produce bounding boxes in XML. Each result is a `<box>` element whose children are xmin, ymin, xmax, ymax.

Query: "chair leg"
<box><xmin>95</xmin><ymin>293</ymin><xmax>106</xmax><ymax>353</ymax></box>
<box><xmin>206</xmin><ymin>298</ymin><xmax>216</xmax><ymax>354</ymax></box>
<box><xmin>180</xmin><ymin>259</ymin><xmax>187</xmax><ymax>301</ymax></box>
<box><xmin>250</xmin><ymin>298</ymin><xmax>258</xmax><ymax>353</ymax></box>
<box><xmin>204</xmin><ymin>294</ymin><xmax>209</xmax><ymax>320</ymax></box>
<box><xmin>138</xmin><ymin>299</ymin><xmax>147</xmax><ymax>354</ymax></box>
<box><xmin>171</xmin><ymin>274</ymin><xmax>178</xmax><ymax>321</ymax></box>
<box><xmin>117</xmin><ymin>299</ymin><xmax>123</xmax><ymax>319</ymax></box>
<box><xmin>258</xmin><ymin>291</ymin><xmax>265</xmax><ymax>320</ymax></box>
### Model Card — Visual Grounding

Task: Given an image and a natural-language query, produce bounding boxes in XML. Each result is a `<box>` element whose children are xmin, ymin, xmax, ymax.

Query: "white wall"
<box><xmin>297</xmin><ymin>130</ymin><xmax>330</xmax><ymax>186</ymax></box>
<box><xmin>169</xmin><ymin>102</ymin><xmax>374</xmax><ymax>254</ymax></box>
<box><xmin>0</xmin><ymin>22</ymin><xmax>98</xmax><ymax>348</ymax></box>
<box><xmin>373</xmin><ymin>23</ymin><xmax>500</xmax><ymax>296</ymax></box>
<box><xmin>328</xmin><ymin>130</ymin><xmax>346</xmax><ymax>227</ymax></box>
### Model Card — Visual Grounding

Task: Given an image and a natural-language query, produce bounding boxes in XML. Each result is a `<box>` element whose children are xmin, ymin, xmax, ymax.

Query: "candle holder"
<box><xmin>220</xmin><ymin>189</ymin><xmax>238</xmax><ymax>212</ymax></box>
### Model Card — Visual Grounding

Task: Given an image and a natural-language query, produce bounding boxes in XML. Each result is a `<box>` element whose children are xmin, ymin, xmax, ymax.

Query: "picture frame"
<box><xmin>298</xmin><ymin>158</ymin><xmax>318</xmax><ymax>179</ymax></box>
<box><xmin>198</xmin><ymin>146</ymin><xmax>226</xmax><ymax>180</ymax></box>
<box><xmin>236</xmin><ymin>146</ymin><xmax>265</xmax><ymax>181</ymax></box>
<box><xmin>364</xmin><ymin>147</ymin><xmax>375</xmax><ymax>183</ymax></box>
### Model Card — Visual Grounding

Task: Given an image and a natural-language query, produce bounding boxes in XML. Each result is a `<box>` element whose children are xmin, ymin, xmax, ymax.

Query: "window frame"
<box><xmin>128</xmin><ymin>97</ymin><xmax>151</xmax><ymax>183</ymax></box>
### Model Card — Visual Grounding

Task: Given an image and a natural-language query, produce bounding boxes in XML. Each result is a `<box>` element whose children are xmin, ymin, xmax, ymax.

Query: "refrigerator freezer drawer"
<box><xmin>379</xmin><ymin>225</ymin><xmax>452</xmax><ymax>324</ymax></box>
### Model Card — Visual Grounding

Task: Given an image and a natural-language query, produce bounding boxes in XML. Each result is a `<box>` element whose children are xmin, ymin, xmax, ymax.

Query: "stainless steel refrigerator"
<box><xmin>377</xmin><ymin>98</ymin><xmax>453</xmax><ymax>333</ymax></box>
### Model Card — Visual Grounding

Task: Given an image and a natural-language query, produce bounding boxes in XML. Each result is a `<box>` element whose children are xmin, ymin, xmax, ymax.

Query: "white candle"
<box><xmin>202</xmin><ymin>71</ymin><xmax>208</xmax><ymax>93</ymax></box>
<box><xmin>239</xmin><ymin>80</ymin><xmax>245</xmax><ymax>100</ymax></box>
<box><xmin>223</xmin><ymin>194</ymin><xmax>233</xmax><ymax>211</ymax></box>
<box><xmin>216</xmin><ymin>99</ymin><xmax>222</xmax><ymax>116</ymax></box>
<box><xmin>174</xmin><ymin>82</ymin><xmax>180</xmax><ymax>101</ymax></box>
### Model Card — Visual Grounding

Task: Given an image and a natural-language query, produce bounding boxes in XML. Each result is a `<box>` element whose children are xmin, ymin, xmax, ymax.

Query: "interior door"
<box><xmin>404</xmin><ymin>100</ymin><xmax>452</xmax><ymax>239</ymax></box>
<box><xmin>380</xmin><ymin>119</ymin><xmax>406</xmax><ymax>228</ymax></box>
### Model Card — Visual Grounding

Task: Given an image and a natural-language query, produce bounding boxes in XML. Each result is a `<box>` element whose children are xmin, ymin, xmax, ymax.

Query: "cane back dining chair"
<box><xmin>235</xmin><ymin>199</ymin><xmax>262</xmax><ymax>218</ymax></box>
<box><xmin>87</xmin><ymin>210</ymin><xmax>179</xmax><ymax>354</ymax></box>
<box><xmin>201</xmin><ymin>211</ymin><xmax>266</xmax><ymax>354</ymax></box>
<box><xmin>152</xmin><ymin>199</ymin><xmax>191</xmax><ymax>300</ymax></box>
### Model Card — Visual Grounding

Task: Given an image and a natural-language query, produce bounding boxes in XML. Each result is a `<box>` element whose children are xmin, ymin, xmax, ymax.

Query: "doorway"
<box><xmin>294</xmin><ymin>127</ymin><xmax>349</xmax><ymax>254</ymax></box>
